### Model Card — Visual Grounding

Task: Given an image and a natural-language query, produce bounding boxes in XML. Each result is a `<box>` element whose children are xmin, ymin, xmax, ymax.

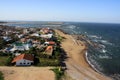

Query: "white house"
<box><xmin>31</xmin><ymin>33</ymin><xmax>40</xmax><ymax>37</ymax></box>
<box><xmin>11</xmin><ymin>54</ymin><xmax>34</xmax><ymax>66</ymax></box>
<box><xmin>17</xmin><ymin>34</ymin><xmax>24</xmax><ymax>38</ymax></box>
<box><xmin>10</xmin><ymin>43</ymin><xmax>32</xmax><ymax>51</ymax></box>
<box><xmin>3</xmin><ymin>36</ymin><xmax>11</xmax><ymax>41</ymax></box>
<box><xmin>40</xmin><ymin>34</ymin><xmax>53</xmax><ymax>38</ymax></box>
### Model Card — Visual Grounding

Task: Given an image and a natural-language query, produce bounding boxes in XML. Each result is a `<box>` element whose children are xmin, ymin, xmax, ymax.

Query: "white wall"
<box><xmin>16</xmin><ymin>59</ymin><xmax>33</xmax><ymax>66</ymax></box>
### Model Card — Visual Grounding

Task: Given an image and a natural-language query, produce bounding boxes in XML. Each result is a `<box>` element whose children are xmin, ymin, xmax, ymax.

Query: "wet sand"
<box><xmin>55</xmin><ymin>29</ymin><xmax>112</xmax><ymax>80</ymax></box>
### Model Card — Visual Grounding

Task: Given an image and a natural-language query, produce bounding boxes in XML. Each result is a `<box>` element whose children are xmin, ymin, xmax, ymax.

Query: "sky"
<box><xmin>0</xmin><ymin>0</ymin><xmax>120</xmax><ymax>23</ymax></box>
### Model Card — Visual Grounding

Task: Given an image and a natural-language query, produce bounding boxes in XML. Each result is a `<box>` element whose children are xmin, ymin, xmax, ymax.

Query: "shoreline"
<box><xmin>55</xmin><ymin>29</ymin><xmax>112</xmax><ymax>80</ymax></box>
<box><xmin>85</xmin><ymin>51</ymin><xmax>106</xmax><ymax>76</ymax></box>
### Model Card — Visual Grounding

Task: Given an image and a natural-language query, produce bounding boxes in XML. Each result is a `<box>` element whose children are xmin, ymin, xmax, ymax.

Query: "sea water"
<box><xmin>61</xmin><ymin>22</ymin><xmax>120</xmax><ymax>80</ymax></box>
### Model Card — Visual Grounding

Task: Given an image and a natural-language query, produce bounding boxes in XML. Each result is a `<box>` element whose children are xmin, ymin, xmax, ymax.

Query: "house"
<box><xmin>44</xmin><ymin>41</ymin><xmax>56</xmax><ymax>45</ymax></box>
<box><xmin>11</xmin><ymin>54</ymin><xmax>34</xmax><ymax>66</ymax></box>
<box><xmin>31</xmin><ymin>33</ymin><xmax>39</xmax><ymax>37</ymax></box>
<box><xmin>32</xmin><ymin>40</ymin><xmax>40</xmax><ymax>44</ymax></box>
<box><xmin>23</xmin><ymin>29</ymin><xmax>29</xmax><ymax>34</ymax></box>
<box><xmin>20</xmin><ymin>38</ymin><xmax>31</xmax><ymax>43</ymax></box>
<box><xmin>20</xmin><ymin>38</ymin><xmax>27</xmax><ymax>43</ymax></box>
<box><xmin>45</xmin><ymin>46</ymin><xmax>53</xmax><ymax>55</ymax></box>
<box><xmin>40</xmin><ymin>34</ymin><xmax>53</xmax><ymax>39</ymax></box>
<box><xmin>10</xmin><ymin>42</ymin><xmax>32</xmax><ymax>51</ymax></box>
<box><xmin>32</xmin><ymin>40</ymin><xmax>41</xmax><ymax>47</ymax></box>
<box><xmin>3</xmin><ymin>36</ymin><xmax>11</xmax><ymax>41</ymax></box>
<box><xmin>40</xmin><ymin>28</ymin><xmax>50</xmax><ymax>34</ymax></box>
<box><xmin>17</xmin><ymin>34</ymin><xmax>24</xmax><ymax>38</ymax></box>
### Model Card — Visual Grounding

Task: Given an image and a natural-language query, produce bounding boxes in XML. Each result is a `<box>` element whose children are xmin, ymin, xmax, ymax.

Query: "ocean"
<box><xmin>1</xmin><ymin>21</ymin><xmax>120</xmax><ymax>80</ymax></box>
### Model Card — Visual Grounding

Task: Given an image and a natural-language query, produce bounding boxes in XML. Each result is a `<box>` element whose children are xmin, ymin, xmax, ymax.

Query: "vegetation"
<box><xmin>37</xmin><ymin>58</ymin><xmax>60</xmax><ymax>66</ymax></box>
<box><xmin>0</xmin><ymin>38</ymin><xmax>6</xmax><ymax>49</ymax></box>
<box><xmin>51</xmin><ymin>67</ymin><xmax>64</xmax><ymax>80</ymax></box>
<box><xmin>0</xmin><ymin>56</ymin><xmax>9</xmax><ymax>66</ymax></box>
<box><xmin>5</xmin><ymin>56</ymin><xmax>13</xmax><ymax>66</ymax></box>
<box><xmin>0</xmin><ymin>71</ymin><xmax>4</xmax><ymax>80</ymax></box>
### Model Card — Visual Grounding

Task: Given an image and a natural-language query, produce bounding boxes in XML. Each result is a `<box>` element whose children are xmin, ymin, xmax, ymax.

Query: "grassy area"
<box><xmin>0</xmin><ymin>56</ymin><xmax>9</xmax><ymax>66</ymax></box>
<box><xmin>37</xmin><ymin>58</ymin><xmax>60</xmax><ymax>66</ymax></box>
<box><xmin>0</xmin><ymin>71</ymin><xmax>4</xmax><ymax>80</ymax></box>
<box><xmin>51</xmin><ymin>67</ymin><xmax>64</xmax><ymax>80</ymax></box>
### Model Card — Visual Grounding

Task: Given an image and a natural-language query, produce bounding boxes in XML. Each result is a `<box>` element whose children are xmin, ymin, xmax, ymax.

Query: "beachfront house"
<box><xmin>11</xmin><ymin>54</ymin><xmax>34</xmax><ymax>66</ymax></box>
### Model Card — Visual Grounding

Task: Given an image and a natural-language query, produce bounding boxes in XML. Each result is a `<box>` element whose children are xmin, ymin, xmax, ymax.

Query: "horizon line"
<box><xmin>0</xmin><ymin>20</ymin><xmax>120</xmax><ymax>24</ymax></box>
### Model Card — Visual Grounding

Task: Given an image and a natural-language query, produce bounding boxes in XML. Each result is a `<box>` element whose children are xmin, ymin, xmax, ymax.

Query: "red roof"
<box><xmin>49</xmin><ymin>41</ymin><xmax>55</xmax><ymax>45</ymax></box>
<box><xmin>45</xmin><ymin>46</ymin><xmax>53</xmax><ymax>55</ymax></box>
<box><xmin>12</xmin><ymin>54</ymin><xmax>34</xmax><ymax>63</ymax></box>
<box><xmin>46</xmin><ymin>46</ymin><xmax>53</xmax><ymax>51</ymax></box>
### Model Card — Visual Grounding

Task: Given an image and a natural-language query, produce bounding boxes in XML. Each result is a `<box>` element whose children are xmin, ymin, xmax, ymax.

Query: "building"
<box><xmin>45</xmin><ymin>46</ymin><xmax>53</xmax><ymax>55</ymax></box>
<box><xmin>44</xmin><ymin>41</ymin><xmax>56</xmax><ymax>45</ymax></box>
<box><xmin>40</xmin><ymin>34</ymin><xmax>53</xmax><ymax>39</ymax></box>
<box><xmin>11</xmin><ymin>54</ymin><xmax>34</xmax><ymax>66</ymax></box>
<box><xmin>10</xmin><ymin>42</ymin><xmax>32</xmax><ymax>51</ymax></box>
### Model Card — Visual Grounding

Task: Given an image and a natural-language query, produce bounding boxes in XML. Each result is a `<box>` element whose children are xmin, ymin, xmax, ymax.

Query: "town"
<box><xmin>0</xmin><ymin>25</ymin><xmax>64</xmax><ymax>67</ymax></box>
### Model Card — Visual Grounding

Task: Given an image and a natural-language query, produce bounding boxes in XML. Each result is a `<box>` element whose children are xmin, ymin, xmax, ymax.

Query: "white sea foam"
<box><xmin>99</xmin><ymin>49</ymin><xmax>107</xmax><ymax>53</ymax></box>
<box><xmin>100</xmin><ymin>40</ymin><xmax>112</xmax><ymax>45</ymax></box>
<box><xmin>85</xmin><ymin>51</ymin><xmax>106</xmax><ymax>76</ymax></box>
<box><xmin>99</xmin><ymin>55</ymin><xmax>112</xmax><ymax>59</ymax></box>
<box><xmin>88</xmin><ymin>35</ymin><xmax>102</xmax><ymax>39</ymax></box>
<box><xmin>85</xmin><ymin>52</ymin><xmax>101</xmax><ymax>72</ymax></box>
<box><xmin>68</xmin><ymin>25</ymin><xmax>76</xmax><ymax>29</ymax></box>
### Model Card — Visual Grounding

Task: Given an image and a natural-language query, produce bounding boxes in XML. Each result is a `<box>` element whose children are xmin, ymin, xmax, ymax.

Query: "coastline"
<box><xmin>85</xmin><ymin>51</ymin><xmax>105</xmax><ymax>75</ymax></box>
<box><xmin>55</xmin><ymin>29</ymin><xmax>112</xmax><ymax>80</ymax></box>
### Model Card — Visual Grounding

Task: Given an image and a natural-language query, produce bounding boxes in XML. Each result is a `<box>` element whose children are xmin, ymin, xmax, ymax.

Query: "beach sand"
<box><xmin>0</xmin><ymin>67</ymin><xmax>55</xmax><ymax>80</ymax></box>
<box><xmin>55</xmin><ymin>29</ymin><xmax>112</xmax><ymax>80</ymax></box>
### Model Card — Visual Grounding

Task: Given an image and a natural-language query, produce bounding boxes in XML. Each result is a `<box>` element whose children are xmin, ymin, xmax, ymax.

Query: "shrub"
<box><xmin>5</xmin><ymin>56</ymin><xmax>13</xmax><ymax>66</ymax></box>
<box><xmin>37</xmin><ymin>58</ymin><xmax>60</xmax><ymax>66</ymax></box>
<box><xmin>51</xmin><ymin>67</ymin><xmax>64</xmax><ymax>80</ymax></box>
<box><xmin>0</xmin><ymin>71</ymin><xmax>4</xmax><ymax>80</ymax></box>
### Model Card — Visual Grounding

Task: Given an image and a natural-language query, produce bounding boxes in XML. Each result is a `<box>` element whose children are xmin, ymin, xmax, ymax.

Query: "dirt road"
<box><xmin>0</xmin><ymin>67</ymin><xmax>55</xmax><ymax>80</ymax></box>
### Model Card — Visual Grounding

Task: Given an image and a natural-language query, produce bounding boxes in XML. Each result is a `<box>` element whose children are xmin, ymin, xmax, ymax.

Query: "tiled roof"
<box><xmin>46</xmin><ymin>46</ymin><xmax>53</xmax><ymax>51</ymax></box>
<box><xmin>45</xmin><ymin>46</ymin><xmax>53</xmax><ymax>55</ymax></box>
<box><xmin>49</xmin><ymin>41</ymin><xmax>55</xmax><ymax>45</ymax></box>
<box><xmin>12</xmin><ymin>54</ymin><xmax>34</xmax><ymax>63</ymax></box>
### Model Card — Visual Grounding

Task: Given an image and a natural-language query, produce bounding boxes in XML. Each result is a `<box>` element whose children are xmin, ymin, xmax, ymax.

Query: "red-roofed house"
<box><xmin>44</xmin><ymin>41</ymin><xmax>56</xmax><ymax>45</ymax></box>
<box><xmin>45</xmin><ymin>46</ymin><xmax>53</xmax><ymax>55</ymax></box>
<box><xmin>12</xmin><ymin>54</ymin><xmax>34</xmax><ymax>66</ymax></box>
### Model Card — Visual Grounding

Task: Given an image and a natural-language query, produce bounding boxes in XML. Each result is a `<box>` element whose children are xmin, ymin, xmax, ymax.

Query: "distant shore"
<box><xmin>55</xmin><ymin>29</ymin><xmax>112</xmax><ymax>80</ymax></box>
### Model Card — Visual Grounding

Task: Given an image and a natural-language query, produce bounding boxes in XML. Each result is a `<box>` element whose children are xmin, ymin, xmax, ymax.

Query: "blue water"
<box><xmin>61</xmin><ymin>22</ymin><xmax>120</xmax><ymax>79</ymax></box>
<box><xmin>2</xmin><ymin>21</ymin><xmax>120</xmax><ymax>79</ymax></box>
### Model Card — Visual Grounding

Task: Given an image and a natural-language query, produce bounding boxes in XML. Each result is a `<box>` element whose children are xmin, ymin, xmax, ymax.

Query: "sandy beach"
<box><xmin>55</xmin><ymin>29</ymin><xmax>112</xmax><ymax>80</ymax></box>
<box><xmin>0</xmin><ymin>67</ymin><xmax>55</xmax><ymax>80</ymax></box>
